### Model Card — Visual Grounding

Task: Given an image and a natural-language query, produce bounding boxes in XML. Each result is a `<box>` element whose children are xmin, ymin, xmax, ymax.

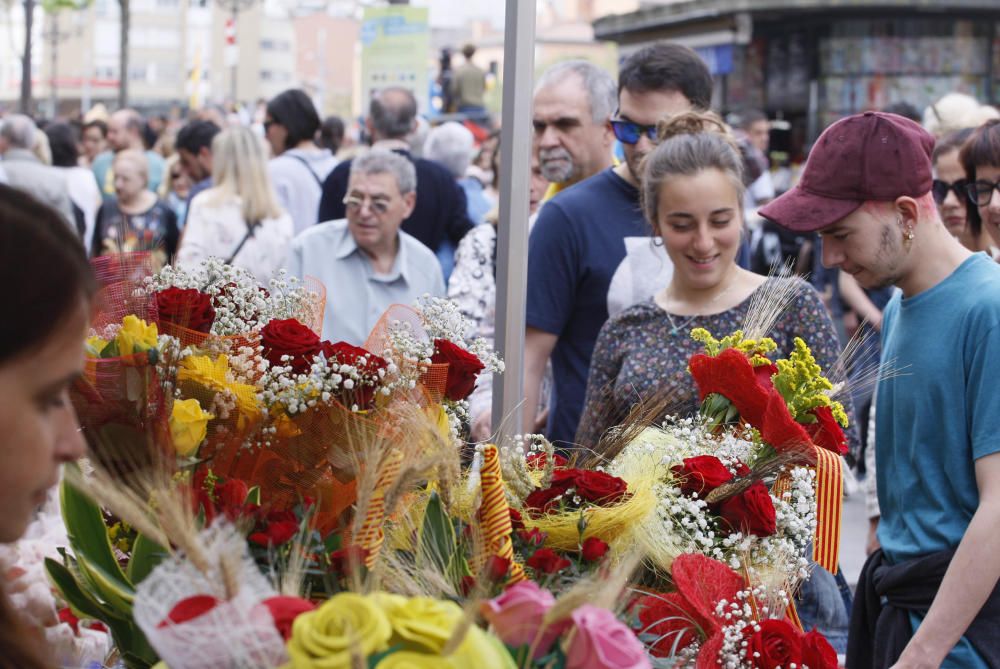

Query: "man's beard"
<box><xmin>625</xmin><ymin>149</ymin><xmax>646</xmax><ymax>184</ymax></box>
<box><xmin>539</xmin><ymin>146</ymin><xmax>577</xmax><ymax>184</ymax></box>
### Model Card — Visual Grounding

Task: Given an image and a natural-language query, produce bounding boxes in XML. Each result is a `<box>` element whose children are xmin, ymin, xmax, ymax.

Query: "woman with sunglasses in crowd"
<box><xmin>0</xmin><ymin>186</ymin><xmax>92</xmax><ymax>667</ymax></box>
<box><xmin>960</xmin><ymin>119</ymin><xmax>1000</xmax><ymax>261</ymax></box>
<box><xmin>932</xmin><ymin>127</ymin><xmax>997</xmax><ymax>256</ymax></box>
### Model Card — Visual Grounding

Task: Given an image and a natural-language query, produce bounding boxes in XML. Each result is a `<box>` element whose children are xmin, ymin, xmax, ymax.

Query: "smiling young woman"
<box><xmin>575</xmin><ymin>109</ymin><xmax>856</xmax><ymax>652</ymax></box>
<box><xmin>0</xmin><ymin>185</ymin><xmax>94</xmax><ymax>668</ymax></box>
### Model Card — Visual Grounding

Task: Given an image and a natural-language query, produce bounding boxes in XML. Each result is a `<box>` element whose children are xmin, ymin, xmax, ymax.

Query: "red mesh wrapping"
<box><xmin>91</xmin><ymin>252</ymin><xmax>157</xmax><ymax>289</ymax></box>
<box><xmin>72</xmin><ymin>354</ymin><xmax>172</xmax><ymax>479</ymax></box>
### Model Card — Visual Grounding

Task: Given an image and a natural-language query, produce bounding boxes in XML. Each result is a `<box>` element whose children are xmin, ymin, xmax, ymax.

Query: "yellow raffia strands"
<box><xmin>604</xmin><ymin>427</ymin><xmax>693</xmax><ymax>571</ymax></box>
<box><xmin>522</xmin><ymin>459</ymin><xmax>659</xmax><ymax>557</ymax></box>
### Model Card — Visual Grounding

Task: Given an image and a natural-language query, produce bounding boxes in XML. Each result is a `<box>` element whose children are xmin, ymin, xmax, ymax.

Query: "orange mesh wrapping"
<box><xmin>298</xmin><ymin>276</ymin><xmax>327</xmax><ymax>336</ymax></box>
<box><xmin>363</xmin><ymin>304</ymin><xmax>450</xmax><ymax>400</ymax></box>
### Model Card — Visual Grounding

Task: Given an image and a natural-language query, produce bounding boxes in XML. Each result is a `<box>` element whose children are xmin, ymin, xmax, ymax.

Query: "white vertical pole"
<box><xmin>491</xmin><ymin>0</ymin><xmax>536</xmax><ymax>442</ymax></box>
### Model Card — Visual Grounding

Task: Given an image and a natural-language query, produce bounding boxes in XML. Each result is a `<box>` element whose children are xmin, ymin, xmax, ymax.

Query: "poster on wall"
<box><xmin>360</xmin><ymin>6</ymin><xmax>431</xmax><ymax>114</ymax></box>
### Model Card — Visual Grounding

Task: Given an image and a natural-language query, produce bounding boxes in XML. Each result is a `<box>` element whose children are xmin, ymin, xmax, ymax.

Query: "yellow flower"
<box><xmin>285</xmin><ymin>592</ymin><xmax>391</xmax><ymax>669</ymax></box>
<box><xmin>370</xmin><ymin>595</ymin><xmax>515</xmax><ymax>669</ymax></box>
<box><xmin>169</xmin><ymin>398</ymin><xmax>214</xmax><ymax>456</ymax></box>
<box><xmin>690</xmin><ymin>328</ymin><xmax>777</xmax><ymax>364</ymax></box>
<box><xmin>377</xmin><ymin>594</ymin><xmax>462</xmax><ymax>654</ymax></box>
<box><xmin>115</xmin><ymin>315</ymin><xmax>159</xmax><ymax>355</ymax></box>
<box><xmin>771</xmin><ymin>337</ymin><xmax>847</xmax><ymax>425</ymax></box>
<box><xmin>86</xmin><ymin>335</ymin><xmax>109</xmax><ymax>357</ymax></box>
<box><xmin>178</xmin><ymin>355</ymin><xmax>261</xmax><ymax>425</ymax></box>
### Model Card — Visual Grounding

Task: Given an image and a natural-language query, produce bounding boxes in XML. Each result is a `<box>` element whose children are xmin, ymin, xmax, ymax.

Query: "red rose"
<box><xmin>524</xmin><ymin>485</ymin><xmax>570</xmax><ymax>514</ymax></box>
<box><xmin>517</xmin><ymin>528</ymin><xmax>547</xmax><ymax>546</ymax></box>
<box><xmin>261</xmin><ymin>595</ymin><xmax>315</xmax><ymax>641</ymax></box>
<box><xmin>157</xmin><ymin>595</ymin><xmax>220</xmax><ymax>628</ymax></box>
<box><xmin>249</xmin><ymin>520</ymin><xmax>299</xmax><ymax>547</ymax></box>
<box><xmin>155</xmin><ymin>287</ymin><xmax>216</xmax><ymax>334</ymax></box>
<box><xmin>215</xmin><ymin>479</ymin><xmax>249</xmax><ymax>511</ymax></box>
<box><xmin>744</xmin><ymin>619</ymin><xmax>803</xmax><ymax>669</ymax></box>
<box><xmin>581</xmin><ymin>537</ymin><xmax>609</xmax><ymax>562</ymax></box>
<box><xmin>431</xmin><ymin>338</ymin><xmax>485</xmax><ymax>401</ymax></box>
<box><xmin>509</xmin><ymin>508</ymin><xmax>525</xmax><ymax>530</ymax></box>
<box><xmin>671</xmin><ymin>455</ymin><xmax>734</xmax><ymax>497</ymax></box>
<box><xmin>717</xmin><ymin>482</ymin><xmax>777</xmax><ymax>537</ymax></box>
<box><xmin>526</xmin><ymin>548</ymin><xmax>571</xmax><ymax>574</ymax></box>
<box><xmin>572</xmin><ymin>470</ymin><xmax>629</xmax><ymax>505</ymax></box>
<box><xmin>318</xmin><ymin>341</ymin><xmax>389</xmax><ymax>409</ymax></box>
<box><xmin>801</xmin><ymin>629</ymin><xmax>839</xmax><ymax>669</ymax></box>
<box><xmin>805</xmin><ymin>405</ymin><xmax>849</xmax><ymax>456</ymax></box>
<box><xmin>459</xmin><ymin>575</ymin><xmax>477</xmax><ymax>596</ymax></box>
<box><xmin>484</xmin><ymin>555</ymin><xmax>511</xmax><ymax>581</ymax></box>
<box><xmin>330</xmin><ymin>545</ymin><xmax>370</xmax><ymax>575</ymax></box>
<box><xmin>261</xmin><ymin>319</ymin><xmax>321</xmax><ymax>374</ymax></box>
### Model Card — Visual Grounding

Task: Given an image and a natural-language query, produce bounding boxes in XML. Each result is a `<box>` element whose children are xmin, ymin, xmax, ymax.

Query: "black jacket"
<box><xmin>847</xmin><ymin>548</ymin><xmax>1000</xmax><ymax>669</ymax></box>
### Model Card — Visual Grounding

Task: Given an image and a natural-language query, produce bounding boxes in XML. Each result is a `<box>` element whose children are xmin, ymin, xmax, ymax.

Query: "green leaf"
<box><xmin>60</xmin><ymin>466</ymin><xmax>133</xmax><ymax>591</ymax></box>
<box><xmin>245</xmin><ymin>485</ymin><xmax>261</xmax><ymax>506</ymax></box>
<box><xmin>75</xmin><ymin>552</ymin><xmax>134</xmax><ymax>611</ymax></box>
<box><xmin>45</xmin><ymin>557</ymin><xmax>120</xmax><ymax>622</ymax></box>
<box><xmin>417</xmin><ymin>491</ymin><xmax>457</xmax><ymax>580</ymax></box>
<box><xmin>127</xmin><ymin>533</ymin><xmax>167</xmax><ymax>585</ymax></box>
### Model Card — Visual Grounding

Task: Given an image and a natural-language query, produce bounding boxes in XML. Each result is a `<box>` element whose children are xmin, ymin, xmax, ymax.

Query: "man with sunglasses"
<box><xmin>522</xmin><ymin>44</ymin><xmax>712</xmax><ymax>447</ymax></box>
<box><xmin>761</xmin><ymin>111</ymin><xmax>1000</xmax><ymax>669</ymax></box>
<box><xmin>287</xmin><ymin>150</ymin><xmax>444</xmax><ymax>344</ymax></box>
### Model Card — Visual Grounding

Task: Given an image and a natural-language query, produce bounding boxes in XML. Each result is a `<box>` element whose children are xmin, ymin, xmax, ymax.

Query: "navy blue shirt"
<box><xmin>527</xmin><ymin>168</ymin><xmax>672</xmax><ymax>447</ymax></box>
<box><xmin>317</xmin><ymin>149</ymin><xmax>473</xmax><ymax>254</ymax></box>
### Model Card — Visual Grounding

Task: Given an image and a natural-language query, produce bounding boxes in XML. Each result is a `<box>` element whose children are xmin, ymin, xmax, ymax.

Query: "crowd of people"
<box><xmin>3</xmin><ymin>37</ymin><xmax>1000</xmax><ymax>667</ymax></box>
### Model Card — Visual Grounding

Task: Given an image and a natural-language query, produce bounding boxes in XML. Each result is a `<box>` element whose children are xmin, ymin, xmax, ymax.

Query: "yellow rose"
<box><xmin>85</xmin><ymin>335</ymin><xmax>109</xmax><ymax>357</ymax></box>
<box><xmin>379</xmin><ymin>595</ymin><xmax>462</xmax><ymax>654</ymax></box>
<box><xmin>373</xmin><ymin>651</ymin><xmax>450</xmax><ymax>669</ymax></box>
<box><xmin>178</xmin><ymin>355</ymin><xmax>261</xmax><ymax>425</ymax></box>
<box><xmin>286</xmin><ymin>592</ymin><xmax>391</xmax><ymax>669</ymax></box>
<box><xmin>371</xmin><ymin>622</ymin><xmax>516</xmax><ymax>669</ymax></box>
<box><xmin>115</xmin><ymin>315</ymin><xmax>158</xmax><ymax>355</ymax></box>
<box><xmin>169</xmin><ymin>399</ymin><xmax>214</xmax><ymax>456</ymax></box>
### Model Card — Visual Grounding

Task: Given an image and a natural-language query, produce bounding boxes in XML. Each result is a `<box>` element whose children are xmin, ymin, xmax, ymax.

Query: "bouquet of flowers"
<box><xmin>632</xmin><ymin>553</ymin><xmax>838</xmax><ymax>668</ymax></box>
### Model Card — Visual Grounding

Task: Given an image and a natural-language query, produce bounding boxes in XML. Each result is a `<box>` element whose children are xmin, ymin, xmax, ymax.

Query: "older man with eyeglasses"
<box><xmin>285</xmin><ymin>149</ymin><xmax>445</xmax><ymax>344</ymax></box>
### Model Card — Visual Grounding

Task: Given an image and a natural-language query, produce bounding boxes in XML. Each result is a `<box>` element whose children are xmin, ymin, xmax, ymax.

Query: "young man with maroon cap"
<box><xmin>762</xmin><ymin>111</ymin><xmax>1000</xmax><ymax>668</ymax></box>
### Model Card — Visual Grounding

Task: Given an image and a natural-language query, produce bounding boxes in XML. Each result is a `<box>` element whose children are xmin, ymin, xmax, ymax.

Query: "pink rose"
<box><xmin>565</xmin><ymin>604</ymin><xmax>651</xmax><ymax>669</ymax></box>
<box><xmin>481</xmin><ymin>581</ymin><xmax>564</xmax><ymax>657</ymax></box>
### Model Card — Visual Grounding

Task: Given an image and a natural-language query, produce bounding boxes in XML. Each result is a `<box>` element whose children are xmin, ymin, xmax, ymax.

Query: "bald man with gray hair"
<box><xmin>0</xmin><ymin>114</ymin><xmax>76</xmax><ymax>229</ymax></box>
<box><xmin>91</xmin><ymin>108</ymin><xmax>166</xmax><ymax>200</ymax></box>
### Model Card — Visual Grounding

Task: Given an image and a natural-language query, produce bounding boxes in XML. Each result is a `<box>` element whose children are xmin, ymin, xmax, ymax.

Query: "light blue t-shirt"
<box><xmin>876</xmin><ymin>252</ymin><xmax>1000</xmax><ymax>667</ymax></box>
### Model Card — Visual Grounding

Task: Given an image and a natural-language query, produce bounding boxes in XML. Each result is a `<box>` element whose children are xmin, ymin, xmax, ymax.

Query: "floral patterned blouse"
<box><xmin>447</xmin><ymin>223</ymin><xmax>497</xmax><ymax>419</ymax></box>
<box><xmin>576</xmin><ymin>277</ymin><xmax>858</xmax><ymax>457</ymax></box>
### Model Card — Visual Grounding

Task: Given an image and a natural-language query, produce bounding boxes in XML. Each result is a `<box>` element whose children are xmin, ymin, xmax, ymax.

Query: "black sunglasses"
<box><xmin>609</xmin><ymin>119</ymin><xmax>658</xmax><ymax>145</ymax></box>
<box><xmin>932</xmin><ymin>178</ymin><xmax>968</xmax><ymax>205</ymax></box>
<box><xmin>966</xmin><ymin>179</ymin><xmax>1000</xmax><ymax>207</ymax></box>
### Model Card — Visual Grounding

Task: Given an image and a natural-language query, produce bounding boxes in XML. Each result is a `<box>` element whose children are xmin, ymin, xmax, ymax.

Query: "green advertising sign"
<box><xmin>360</xmin><ymin>6</ymin><xmax>431</xmax><ymax>114</ymax></box>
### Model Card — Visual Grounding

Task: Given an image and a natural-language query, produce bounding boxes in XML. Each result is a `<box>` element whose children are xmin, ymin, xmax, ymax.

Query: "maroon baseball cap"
<box><xmin>759</xmin><ymin>111</ymin><xmax>935</xmax><ymax>232</ymax></box>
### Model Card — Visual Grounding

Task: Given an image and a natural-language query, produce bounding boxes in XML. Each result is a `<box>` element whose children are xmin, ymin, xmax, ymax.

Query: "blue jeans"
<box><xmin>796</xmin><ymin>563</ymin><xmax>852</xmax><ymax>653</ymax></box>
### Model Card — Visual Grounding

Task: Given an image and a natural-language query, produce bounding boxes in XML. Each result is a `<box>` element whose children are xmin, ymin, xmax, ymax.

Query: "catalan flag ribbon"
<box><xmin>478</xmin><ymin>445</ymin><xmax>524</xmax><ymax>583</ymax></box>
<box><xmin>811</xmin><ymin>447</ymin><xmax>843</xmax><ymax>574</ymax></box>
<box><xmin>355</xmin><ymin>449</ymin><xmax>404</xmax><ymax>568</ymax></box>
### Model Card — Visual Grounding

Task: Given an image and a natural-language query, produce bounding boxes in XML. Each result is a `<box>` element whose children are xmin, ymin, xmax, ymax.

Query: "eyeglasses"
<box><xmin>343</xmin><ymin>194</ymin><xmax>391</xmax><ymax>215</ymax></box>
<box><xmin>609</xmin><ymin>118</ymin><xmax>658</xmax><ymax>145</ymax></box>
<box><xmin>965</xmin><ymin>180</ymin><xmax>1000</xmax><ymax>207</ymax></box>
<box><xmin>932</xmin><ymin>178</ymin><xmax>968</xmax><ymax>205</ymax></box>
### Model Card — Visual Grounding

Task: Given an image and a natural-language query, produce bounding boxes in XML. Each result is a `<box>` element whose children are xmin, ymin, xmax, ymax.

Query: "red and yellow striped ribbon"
<box><xmin>786</xmin><ymin>600</ymin><xmax>804</xmax><ymax>631</ymax></box>
<box><xmin>478</xmin><ymin>445</ymin><xmax>525</xmax><ymax>583</ymax></box>
<box><xmin>811</xmin><ymin>447</ymin><xmax>842</xmax><ymax>574</ymax></box>
<box><xmin>354</xmin><ymin>449</ymin><xmax>404</xmax><ymax>568</ymax></box>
